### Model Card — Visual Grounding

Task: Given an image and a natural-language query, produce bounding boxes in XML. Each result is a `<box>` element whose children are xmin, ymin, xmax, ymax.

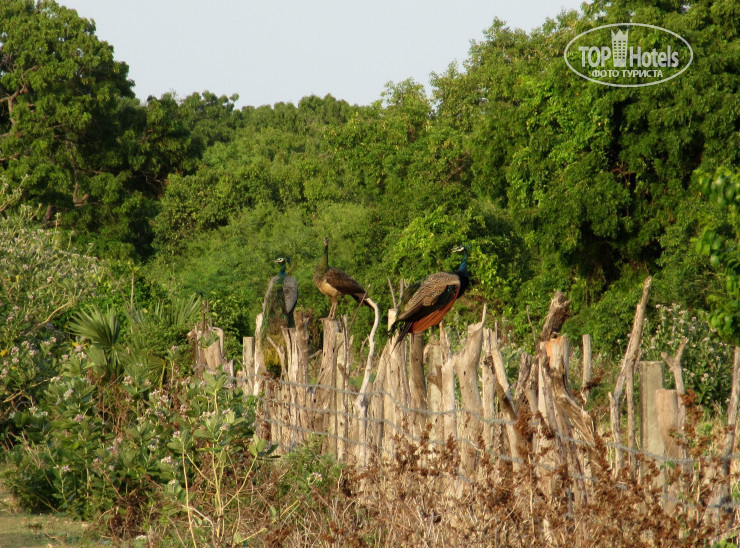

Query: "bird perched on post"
<box><xmin>261</xmin><ymin>257</ymin><xmax>298</xmax><ymax>376</ymax></box>
<box><xmin>313</xmin><ymin>237</ymin><xmax>373</xmax><ymax>319</ymax></box>
<box><xmin>389</xmin><ymin>245</ymin><xmax>470</xmax><ymax>345</ymax></box>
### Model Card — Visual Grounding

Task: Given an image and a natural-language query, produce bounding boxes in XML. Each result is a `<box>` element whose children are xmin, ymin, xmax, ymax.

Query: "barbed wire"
<box><xmin>232</xmin><ymin>371</ymin><xmax>740</xmax><ymax>513</ymax></box>
<box><xmin>240</xmin><ymin>373</ymin><xmax>733</xmax><ymax>463</ymax></box>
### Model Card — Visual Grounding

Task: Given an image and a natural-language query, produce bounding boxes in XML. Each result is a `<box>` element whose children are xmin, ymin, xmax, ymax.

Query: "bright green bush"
<box><xmin>68</xmin><ymin>296</ymin><xmax>200</xmax><ymax>386</ymax></box>
<box><xmin>0</xmin><ymin>206</ymin><xmax>106</xmax><ymax>435</ymax></box>
<box><xmin>5</xmin><ymin>355</ymin><xmax>257</xmax><ymax>538</ymax></box>
<box><xmin>696</xmin><ymin>168</ymin><xmax>740</xmax><ymax>345</ymax></box>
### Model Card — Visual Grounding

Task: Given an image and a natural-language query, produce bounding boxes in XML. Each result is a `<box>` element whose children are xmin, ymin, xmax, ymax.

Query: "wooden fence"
<box><xmin>193</xmin><ymin>279</ymin><xmax>740</xmax><ymax>524</ymax></box>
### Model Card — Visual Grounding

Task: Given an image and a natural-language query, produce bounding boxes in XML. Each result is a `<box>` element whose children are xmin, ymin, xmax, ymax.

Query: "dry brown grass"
<box><xmin>137</xmin><ymin>405</ymin><xmax>739</xmax><ymax>547</ymax></box>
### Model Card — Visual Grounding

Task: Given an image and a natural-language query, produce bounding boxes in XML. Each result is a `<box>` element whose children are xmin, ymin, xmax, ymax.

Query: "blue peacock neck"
<box><xmin>457</xmin><ymin>251</ymin><xmax>469</xmax><ymax>272</ymax></box>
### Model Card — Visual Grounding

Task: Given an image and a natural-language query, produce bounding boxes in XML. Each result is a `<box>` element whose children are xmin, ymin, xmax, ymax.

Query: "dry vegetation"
<box><xmin>116</xmin><ymin>404</ymin><xmax>736</xmax><ymax>547</ymax></box>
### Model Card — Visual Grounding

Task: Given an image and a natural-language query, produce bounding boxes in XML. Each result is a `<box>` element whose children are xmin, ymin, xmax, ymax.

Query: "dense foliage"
<box><xmin>1</xmin><ymin>0</ymin><xmax>739</xmax><ymax>539</ymax></box>
<box><xmin>2</xmin><ymin>0</ymin><xmax>738</xmax><ymax>356</ymax></box>
<box><xmin>0</xmin><ymin>199</ymin><xmax>106</xmax><ymax>429</ymax></box>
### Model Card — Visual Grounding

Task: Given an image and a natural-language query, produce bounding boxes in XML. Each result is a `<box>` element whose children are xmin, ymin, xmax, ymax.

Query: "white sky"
<box><xmin>59</xmin><ymin>0</ymin><xmax>585</xmax><ymax>108</ymax></box>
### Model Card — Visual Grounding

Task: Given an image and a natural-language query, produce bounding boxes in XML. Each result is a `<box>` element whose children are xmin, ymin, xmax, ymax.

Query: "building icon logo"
<box><xmin>564</xmin><ymin>23</ymin><xmax>692</xmax><ymax>87</ymax></box>
<box><xmin>611</xmin><ymin>30</ymin><xmax>628</xmax><ymax>68</ymax></box>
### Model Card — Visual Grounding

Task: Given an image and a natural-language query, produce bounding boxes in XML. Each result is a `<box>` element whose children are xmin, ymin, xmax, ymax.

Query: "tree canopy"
<box><xmin>1</xmin><ymin>0</ymin><xmax>739</xmax><ymax>357</ymax></box>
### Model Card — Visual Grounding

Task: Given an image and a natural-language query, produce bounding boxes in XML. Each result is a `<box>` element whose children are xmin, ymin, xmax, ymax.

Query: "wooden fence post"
<box><xmin>408</xmin><ymin>333</ymin><xmax>427</xmax><ymax>437</ymax></box>
<box><xmin>368</xmin><ymin>309</ymin><xmax>408</xmax><ymax>457</ymax></box>
<box><xmin>545</xmin><ymin>336</ymin><xmax>590</xmax><ymax>509</ymax></box>
<box><xmin>610</xmin><ymin>276</ymin><xmax>651</xmax><ymax>474</ymax></box>
<box><xmin>425</xmin><ymin>341</ymin><xmax>444</xmax><ymax>444</ymax></box>
<box><xmin>530</xmin><ymin>291</ymin><xmax>577</xmax><ymax>523</ymax></box>
<box><xmin>661</xmin><ymin>338</ymin><xmax>689</xmax><ymax>473</ymax></box>
<box><xmin>311</xmin><ymin>318</ymin><xmax>342</xmax><ymax>455</ymax></box>
<box><xmin>481</xmin><ymin>329</ymin><xmax>496</xmax><ymax>452</ymax></box>
<box><xmin>514</xmin><ymin>352</ymin><xmax>536</xmax><ymax>414</ymax></box>
<box><xmin>440</xmin><ymin>325</ymin><xmax>457</xmax><ymax>446</ymax></box>
<box><xmin>639</xmin><ymin>360</ymin><xmax>666</xmax><ymax>466</ymax></box>
<box><xmin>368</xmin><ymin>342</ymin><xmax>390</xmax><ymax>454</ymax></box>
<box><xmin>335</xmin><ymin>318</ymin><xmax>350</xmax><ymax>461</ymax></box>
<box><xmin>709</xmin><ymin>347</ymin><xmax>740</xmax><ymax>519</ymax></box>
<box><xmin>581</xmin><ymin>334</ymin><xmax>593</xmax><ymax>403</ymax></box>
<box><xmin>252</xmin><ymin>312</ymin><xmax>268</xmax><ymax>397</ymax></box>
<box><xmin>241</xmin><ymin>336</ymin><xmax>254</xmax><ymax>392</ymax></box>
<box><xmin>450</xmin><ymin>306</ymin><xmax>486</xmax><ymax>477</ymax></box>
<box><xmin>282</xmin><ymin>310</ymin><xmax>310</xmax><ymax>450</ymax></box>
<box><xmin>487</xmin><ymin>328</ymin><xmax>521</xmax><ymax>470</ymax></box>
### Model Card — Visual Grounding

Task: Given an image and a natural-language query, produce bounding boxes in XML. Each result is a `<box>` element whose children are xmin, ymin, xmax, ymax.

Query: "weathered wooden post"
<box><xmin>191</xmin><ymin>325</ymin><xmax>228</xmax><ymax>374</ymax></box>
<box><xmin>335</xmin><ymin>318</ymin><xmax>350</xmax><ymax>461</ymax></box>
<box><xmin>661</xmin><ymin>338</ymin><xmax>689</xmax><ymax>471</ymax></box>
<box><xmin>373</xmin><ymin>309</ymin><xmax>410</xmax><ymax>456</ymax></box>
<box><xmin>452</xmin><ymin>307</ymin><xmax>486</xmax><ymax>477</ymax></box>
<box><xmin>581</xmin><ymin>334</ymin><xmax>593</xmax><ymax>403</ymax></box>
<box><xmin>425</xmin><ymin>341</ymin><xmax>444</xmax><ymax>443</ymax></box>
<box><xmin>282</xmin><ymin>310</ymin><xmax>310</xmax><ymax>450</ymax></box>
<box><xmin>408</xmin><ymin>333</ymin><xmax>427</xmax><ymax>437</ymax></box>
<box><xmin>710</xmin><ymin>347</ymin><xmax>740</xmax><ymax>520</ymax></box>
<box><xmin>368</xmin><ymin>341</ymin><xmax>391</xmax><ymax>455</ymax></box>
<box><xmin>440</xmin><ymin>326</ymin><xmax>457</xmax><ymax>446</ymax></box>
<box><xmin>311</xmin><ymin>317</ymin><xmax>343</xmax><ymax>456</ymax></box>
<box><xmin>353</xmin><ymin>299</ymin><xmax>379</xmax><ymax>466</ymax></box>
<box><xmin>241</xmin><ymin>336</ymin><xmax>254</xmax><ymax>392</ymax></box>
<box><xmin>487</xmin><ymin>328</ymin><xmax>521</xmax><ymax>469</ymax></box>
<box><xmin>387</xmin><ymin>311</ymin><xmax>411</xmax><ymax>435</ymax></box>
<box><xmin>610</xmin><ymin>276</ymin><xmax>651</xmax><ymax>474</ymax></box>
<box><xmin>252</xmin><ymin>312</ymin><xmax>268</xmax><ymax>396</ymax></box>
<box><xmin>639</xmin><ymin>361</ymin><xmax>666</xmax><ymax>481</ymax></box>
<box><xmin>481</xmin><ymin>329</ymin><xmax>496</xmax><ymax>452</ymax></box>
<box><xmin>514</xmin><ymin>352</ymin><xmax>536</xmax><ymax>414</ymax></box>
<box><xmin>654</xmin><ymin>385</ymin><xmax>684</xmax><ymax>516</ymax></box>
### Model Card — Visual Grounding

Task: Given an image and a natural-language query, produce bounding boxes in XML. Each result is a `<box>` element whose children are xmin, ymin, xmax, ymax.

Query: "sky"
<box><xmin>59</xmin><ymin>0</ymin><xmax>586</xmax><ymax>108</ymax></box>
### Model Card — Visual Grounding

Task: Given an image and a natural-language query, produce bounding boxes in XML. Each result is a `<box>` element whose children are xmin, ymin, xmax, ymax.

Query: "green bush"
<box><xmin>643</xmin><ymin>303</ymin><xmax>733</xmax><ymax>410</ymax></box>
<box><xmin>0</xmin><ymin>206</ymin><xmax>106</xmax><ymax>437</ymax></box>
<box><xmin>5</xmin><ymin>355</ymin><xmax>257</xmax><ymax>538</ymax></box>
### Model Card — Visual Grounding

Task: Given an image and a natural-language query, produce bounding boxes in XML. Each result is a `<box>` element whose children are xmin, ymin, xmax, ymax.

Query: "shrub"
<box><xmin>643</xmin><ymin>303</ymin><xmax>734</xmax><ymax>410</ymax></box>
<box><xmin>0</xmin><ymin>206</ymin><xmax>106</xmax><ymax>438</ymax></box>
<box><xmin>4</xmin><ymin>354</ymin><xmax>257</xmax><ymax>541</ymax></box>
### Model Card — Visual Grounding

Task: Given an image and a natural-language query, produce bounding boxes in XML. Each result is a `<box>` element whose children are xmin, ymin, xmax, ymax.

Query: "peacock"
<box><xmin>261</xmin><ymin>256</ymin><xmax>298</xmax><ymax>376</ymax></box>
<box><xmin>389</xmin><ymin>245</ymin><xmax>471</xmax><ymax>344</ymax></box>
<box><xmin>313</xmin><ymin>237</ymin><xmax>373</xmax><ymax>319</ymax></box>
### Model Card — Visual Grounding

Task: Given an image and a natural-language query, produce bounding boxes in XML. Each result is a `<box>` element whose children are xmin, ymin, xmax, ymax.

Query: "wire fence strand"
<box><xmin>231</xmin><ymin>371</ymin><xmax>740</xmax><ymax>515</ymax></box>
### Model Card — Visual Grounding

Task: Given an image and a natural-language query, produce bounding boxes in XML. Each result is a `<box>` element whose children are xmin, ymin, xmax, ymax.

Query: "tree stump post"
<box><xmin>408</xmin><ymin>333</ymin><xmax>427</xmax><ymax>437</ymax></box>
<box><xmin>451</xmin><ymin>307</ymin><xmax>486</xmax><ymax>477</ymax></box>
<box><xmin>425</xmin><ymin>341</ymin><xmax>444</xmax><ymax>444</ymax></box>
<box><xmin>610</xmin><ymin>277</ymin><xmax>651</xmax><ymax>474</ymax></box>
<box><xmin>311</xmin><ymin>317</ymin><xmax>342</xmax><ymax>454</ymax></box>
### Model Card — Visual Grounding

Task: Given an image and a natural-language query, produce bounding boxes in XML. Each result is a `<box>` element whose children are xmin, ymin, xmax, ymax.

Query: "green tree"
<box><xmin>0</xmin><ymin>0</ymin><xmax>133</xmax><ymax>213</ymax></box>
<box><xmin>696</xmin><ymin>168</ymin><xmax>740</xmax><ymax>345</ymax></box>
<box><xmin>0</xmin><ymin>1</ymin><xmax>203</xmax><ymax>260</ymax></box>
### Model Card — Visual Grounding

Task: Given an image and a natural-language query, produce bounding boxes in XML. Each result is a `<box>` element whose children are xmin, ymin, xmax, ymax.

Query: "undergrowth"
<box><xmin>5</xmin><ymin>382</ymin><xmax>740</xmax><ymax>546</ymax></box>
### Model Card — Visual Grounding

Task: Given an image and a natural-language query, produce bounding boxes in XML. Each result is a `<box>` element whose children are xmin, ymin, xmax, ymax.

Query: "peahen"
<box><xmin>261</xmin><ymin>256</ymin><xmax>298</xmax><ymax>376</ymax></box>
<box><xmin>389</xmin><ymin>245</ymin><xmax>471</xmax><ymax>344</ymax></box>
<box><xmin>313</xmin><ymin>237</ymin><xmax>373</xmax><ymax>319</ymax></box>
